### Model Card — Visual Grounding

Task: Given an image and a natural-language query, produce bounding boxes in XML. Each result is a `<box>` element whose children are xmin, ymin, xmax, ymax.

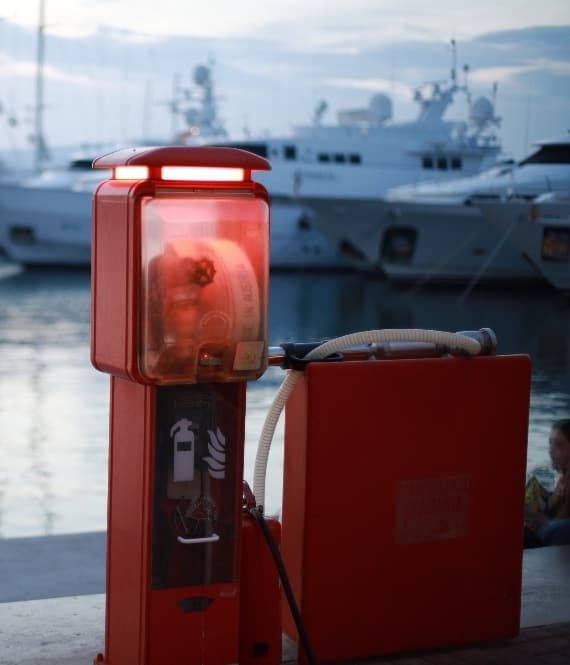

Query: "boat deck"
<box><xmin>0</xmin><ymin>533</ymin><xmax>568</xmax><ymax>664</ymax></box>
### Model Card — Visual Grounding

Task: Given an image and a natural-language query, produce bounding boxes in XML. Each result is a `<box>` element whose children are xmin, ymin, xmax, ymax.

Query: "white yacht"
<box><xmin>0</xmin><ymin>152</ymin><xmax>108</xmax><ymax>266</ymax></box>
<box><xmin>219</xmin><ymin>62</ymin><xmax>503</xmax><ymax>266</ymax></box>
<box><xmin>0</xmin><ymin>64</ymin><xmax>350</xmax><ymax>269</ymax></box>
<box><xmin>1</xmin><ymin>48</ymin><xmax>504</xmax><ymax>270</ymax></box>
<box><xmin>297</xmin><ymin>133</ymin><xmax>570</xmax><ymax>283</ymax></box>
<box><xmin>476</xmin><ymin>191</ymin><xmax>570</xmax><ymax>292</ymax></box>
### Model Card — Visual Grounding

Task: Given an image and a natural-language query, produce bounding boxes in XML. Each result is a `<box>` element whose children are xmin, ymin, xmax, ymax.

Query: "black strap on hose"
<box><xmin>279</xmin><ymin>342</ymin><xmax>343</xmax><ymax>371</ymax></box>
<box><xmin>248</xmin><ymin>507</ymin><xmax>319</xmax><ymax>665</ymax></box>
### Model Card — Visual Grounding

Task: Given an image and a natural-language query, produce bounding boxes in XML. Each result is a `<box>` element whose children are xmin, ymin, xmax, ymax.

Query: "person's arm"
<box><xmin>547</xmin><ymin>475</ymin><xmax>568</xmax><ymax>518</ymax></box>
<box><xmin>558</xmin><ymin>474</ymin><xmax>570</xmax><ymax>518</ymax></box>
<box><xmin>525</xmin><ymin>477</ymin><xmax>552</xmax><ymax>529</ymax></box>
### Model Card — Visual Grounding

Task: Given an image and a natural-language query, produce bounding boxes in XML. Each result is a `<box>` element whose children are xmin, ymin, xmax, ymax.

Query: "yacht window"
<box><xmin>437</xmin><ymin>157</ymin><xmax>448</xmax><ymax>170</ymax></box>
<box><xmin>541</xmin><ymin>227</ymin><xmax>570</xmax><ymax>261</ymax></box>
<box><xmin>10</xmin><ymin>226</ymin><xmax>36</xmax><ymax>245</ymax></box>
<box><xmin>451</xmin><ymin>156</ymin><xmax>462</xmax><ymax>170</ymax></box>
<box><xmin>520</xmin><ymin>145</ymin><xmax>570</xmax><ymax>165</ymax></box>
<box><xmin>334</xmin><ymin>154</ymin><xmax>346</xmax><ymax>163</ymax></box>
<box><xmin>70</xmin><ymin>159</ymin><xmax>94</xmax><ymax>169</ymax></box>
<box><xmin>284</xmin><ymin>145</ymin><xmax>297</xmax><ymax>160</ymax></box>
<box><xmin>422</xmin><ymin>156</ymin><xmax>434</xmax><ymax>169</ymax></box>
<box><xmin>318</xmin><ymin>153</ymin><xmax>331</xmax><ymax>162</ymax></box>
<box><xmin>349</xmin><ymin>154</ymin><xmax>361</xmax><ymax>164</ymax></box>
<box><xmin>381</xmin><ymin>228</ymin><xmax>417</xmax><ymax>263</ymax></box>
<box><xmin>212</xmin><ymin>142</ymin><xmax>268</xmax><ymax>158</ymax></box>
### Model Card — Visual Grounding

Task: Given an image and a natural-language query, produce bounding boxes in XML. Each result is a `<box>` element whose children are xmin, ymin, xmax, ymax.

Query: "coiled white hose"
<box><xmin>252</xmin><ymin>328</ymin><xmax>482</xmax><ymax>510</ymax></box>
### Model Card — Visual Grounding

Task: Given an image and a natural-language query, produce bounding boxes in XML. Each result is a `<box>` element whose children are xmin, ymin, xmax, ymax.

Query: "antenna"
<box><xmin>463</xmin><ymin>64</ymin><xmax>472</xmax><ymax>106</ymax></box>
<box><xmin>169</xmin><ymin>73</ymin><xmax>182</xmax><ymax>138</ymax></box>
<box><xmin>142</xmin><ymin>79</ymin><xmax>152</xmax><ymax>140</ymax></box>
<box><xmin>450</xmin><ymin>39</ymin><xmax>457</xmax><ymax>85</ymax></box>
<box><xmin>313</xmin><ymin>100</ymin><xmax>328</xmax><ymax>126</ymax></box>
<box><xmin>492</xmin><ymin>81</ymin><xmax>498</xmax><ymax>107</ymax></box>
<box><xmin>34</xmin><ymin>0</ymin><xmax>50</xmax><ymax>172</ymax></box>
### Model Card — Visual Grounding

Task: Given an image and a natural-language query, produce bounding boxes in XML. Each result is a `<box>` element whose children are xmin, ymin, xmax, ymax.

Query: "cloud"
<box><xmin>475</xmin><ymin>25</ymin><xmax>570</xmax><ymax>61</ymax></box>
<box><xmin>325</xmin><ymin>77</ymin><xmax>412</xmax><ymax>101</ymax></box>
<box><xmin>1</xmin><ymin>8</ymin><xmax>568</xmax><ymax>160</ymax></box>
<box><xmin>5</xmin><ymin>0</ymin><xmax>570</xmax><ymax>45</ymax></box>
<box><xmin>471</xmin><ymin>60</ymin><xmax>570</xmax><ymax>87</ymax></box>
<box><xmin>465</xmin><ymin>28</ymin><xmax>570</xmax><ymax>105</ymax></box>
<box><xmin>0</xmin><ymin>56</ymin><xmax>97</xmax><ymax>87</ymax></box>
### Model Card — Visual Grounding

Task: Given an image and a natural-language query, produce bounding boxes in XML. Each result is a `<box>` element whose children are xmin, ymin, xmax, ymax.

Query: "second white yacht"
<box><xmin>297</xmin><ymin>133</ymin><xmax>570</xmax><ymax>283</ymax></box>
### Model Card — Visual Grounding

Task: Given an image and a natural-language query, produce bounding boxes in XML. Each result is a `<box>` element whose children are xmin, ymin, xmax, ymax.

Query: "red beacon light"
<box><xmin>91</xmin><ymin>146</ymin><xmax>271</xmax><ymax>385</ymax></box>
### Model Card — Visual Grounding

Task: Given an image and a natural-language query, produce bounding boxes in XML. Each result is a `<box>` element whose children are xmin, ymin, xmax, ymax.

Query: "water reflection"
<box><xmin>1</xmin><ymin>263</ymin><xmax>569</xmax><ymax>536</ymax></box>
<box><xmin>0</xmin><ymin>266</ymin><xmax>108</xmax><ymax>537</ymax></box>
<box><xmin>27</xmin><ymin>356</ymin><xmax>57</xmax><ymax>535</ymax></box>
<box><xmin>269</xmin><ymin>272</ymin><xmax>570</xmax><ymax>479</ymax></box>
<box><xmin>269</xmin><ymin>272</ymin><xmax>570</xmax><ymax>372</ymax></box>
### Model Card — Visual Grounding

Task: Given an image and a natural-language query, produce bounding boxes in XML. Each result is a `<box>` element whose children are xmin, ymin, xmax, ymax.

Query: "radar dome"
<box><xmin>194</xmin><ymin>65</ymin><xmax>211</xmax><ymax>86</ymax></box>
<box><xmin>368</xmin><ymin>93</ymin><xmax>392</xmax><ymax>125</ymax></box>
<box><xmin>469</xmin><ymin>96</ymin><xmax>494</xmax><ymax>129</ymax></box>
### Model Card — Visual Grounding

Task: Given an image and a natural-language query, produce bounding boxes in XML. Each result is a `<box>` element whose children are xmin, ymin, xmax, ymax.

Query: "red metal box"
<box><xmin>282</xmin><ymin>354</ymin><xmax>531</xmax><ymax>662</ymax></box>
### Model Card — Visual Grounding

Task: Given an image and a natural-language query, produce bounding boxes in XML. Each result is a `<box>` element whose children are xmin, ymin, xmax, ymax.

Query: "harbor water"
<box><xmin>1</xmin><ymin>260</ymin><xmax>569</xmax><ymax>539</ymax></box>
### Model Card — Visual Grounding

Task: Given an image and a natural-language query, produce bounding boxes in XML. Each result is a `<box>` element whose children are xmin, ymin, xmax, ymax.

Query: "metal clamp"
<box><xmin>272</xmin><ymin>342</ymin><xmax>343</xmax><ymax>371</ymax></box>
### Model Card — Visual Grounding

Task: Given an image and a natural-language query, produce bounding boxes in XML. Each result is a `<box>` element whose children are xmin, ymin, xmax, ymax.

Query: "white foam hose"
<box><xmin>252</xmin><ymin>328</ymin><xmax>482</xmax><ymax>510</ymax></box>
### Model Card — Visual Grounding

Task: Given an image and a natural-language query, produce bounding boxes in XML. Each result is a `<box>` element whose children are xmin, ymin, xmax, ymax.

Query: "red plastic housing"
<box><xmin>240</xmin><ymin>515</ymin><xmax>282</xmax><ymax>664</ymax></box>
<box><xmin>282</xmin><ymin>354</ymin><xmax>531</xmax><ymax>663</ymax></box>
<box><xmin>91</xmin><ymin>146</ymin><xmax>270</xmax><ymax>385</ymax></box>
<box><xmin>98</xmin><ymin>379</ymin><xmax>247</xmax><ymax>665</ymax></box>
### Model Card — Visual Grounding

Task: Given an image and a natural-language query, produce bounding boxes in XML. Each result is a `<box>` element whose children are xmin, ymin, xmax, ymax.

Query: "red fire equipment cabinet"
<box><xmin>91</xmin><ymin>146</ymin><xmax>281</xmax><ymax>665</ymax></box>
<box><xmin>281</xmin><ymin>351</ymin><xmax>531</xmax><ymax>663</ymax></box>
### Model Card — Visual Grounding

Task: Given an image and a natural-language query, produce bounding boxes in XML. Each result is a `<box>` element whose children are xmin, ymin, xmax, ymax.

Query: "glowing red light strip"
<box><xmin>161</xmin><ymin>166</ymin><xmax>245</xmax><ymax>181</ymax></box>
<box><xmin>114</xmin><ymin>166</ymin><xmax>149</xmax><ymax>180</ymax></box>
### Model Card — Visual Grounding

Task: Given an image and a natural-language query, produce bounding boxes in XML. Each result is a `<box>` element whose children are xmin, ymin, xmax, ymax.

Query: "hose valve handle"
<box><xmin>456</xmin><ymin>328</ymin><xmax>497</xmax><ymax>355</ymax></box>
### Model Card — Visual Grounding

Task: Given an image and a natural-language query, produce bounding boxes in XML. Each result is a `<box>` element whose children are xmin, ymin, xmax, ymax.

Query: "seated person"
<box><xmin>525</xmin><ymin>419</ymin><xmax>570</xmax><ymax>547</ymax></box>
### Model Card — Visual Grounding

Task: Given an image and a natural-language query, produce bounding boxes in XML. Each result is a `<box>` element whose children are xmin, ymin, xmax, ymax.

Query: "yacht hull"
<box><xmin>478</xmin><ymin>199</ymin><xmax>570</xmax><ymax>292</ymax></box>
<box><xmin>0</xmin><ymin>186</ymin><xmax>91</xmax><ymax>267</ymax></box>
<box><xmin>304</xmin><ymin>196</ymin><xmax>542</xmax><ymax>284</ymax></box>
<box><xmin>296</xmin><ymin>136</ymin><xmax>570</xmax><ymax>284</ymax></box>
<box><xmin>0</xmin><ymin>184</ymin><xmax>351</xmax><ymax>270</ymax></box>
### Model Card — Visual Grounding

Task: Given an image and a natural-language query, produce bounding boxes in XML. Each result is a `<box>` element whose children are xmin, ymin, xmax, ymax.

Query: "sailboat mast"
<box><xmin>34</xmin><ymin>0</ymin><xmax>47</xmax><ymax>172</ymax></box>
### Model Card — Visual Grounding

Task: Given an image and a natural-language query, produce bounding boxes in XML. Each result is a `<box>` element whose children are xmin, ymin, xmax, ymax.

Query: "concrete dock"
<box><xmin>0</xmin><ymin>532</ymin><xmax>569</xmax><ymax>664</ymax></box>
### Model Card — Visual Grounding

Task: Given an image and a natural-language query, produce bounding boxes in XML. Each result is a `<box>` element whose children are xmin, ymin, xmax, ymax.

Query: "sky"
<box><xmin>0</xmin><ymin>0</ymin><xmax>569</xmax><ymax>163</ymax></box>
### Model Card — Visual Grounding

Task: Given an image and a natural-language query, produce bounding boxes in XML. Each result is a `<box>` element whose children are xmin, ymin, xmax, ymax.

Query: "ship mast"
<box><xmin>33</xmin><ymin>0</ymin><xmax>49</xmax><ymax>171</ymax></box>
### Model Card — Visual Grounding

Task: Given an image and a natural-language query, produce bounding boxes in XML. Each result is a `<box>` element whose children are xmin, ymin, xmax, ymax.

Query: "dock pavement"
<box><xmin>0</xmin><ymin>532</ymin><xmax>568</xmax><ymax>664</ymax></box>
